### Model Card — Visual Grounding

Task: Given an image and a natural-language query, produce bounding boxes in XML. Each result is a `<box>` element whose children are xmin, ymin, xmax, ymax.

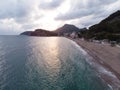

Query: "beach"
<box><xmin>72</xmin><ymin>38</ymin><xmax>120</xmax><ymax>90</ymax></box>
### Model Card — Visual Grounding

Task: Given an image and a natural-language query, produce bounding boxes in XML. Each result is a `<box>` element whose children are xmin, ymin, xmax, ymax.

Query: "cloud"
<box><xmin>0</xmin><ymin>19</ymin><xmax>22</xmax><ymax>35</ymax></box>
<box><xmin>39</xmin><ymin>0</ymin><xmax>63</xmax><ymax>10</ymax></box>
<box><xmin>56</xmin><ymin>0</ymin><xmax>118</xmax><ymax>20</ymax></box>
<box><xmin>0</xmin><ymin>0</ymin><xmax>120</xmax><ymax>35</ymax></box>
<box><xmin>56</xmin><ymin>8</ymin><xmax>102</xmax><ymax>20</ymax></box>
<box><xmin>0</xmin><ymin>0</ymin><xmax>36</xmax><ymax>19</ymax></box>
<box><xmin>0</xmin><ymin>0</ymin><xmax>42</xmax><ymax>34</ymax></box>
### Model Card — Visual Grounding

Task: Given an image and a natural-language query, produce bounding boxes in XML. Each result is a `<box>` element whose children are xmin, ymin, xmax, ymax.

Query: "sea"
<box><xmin>0</xmin><ymin>36</ymin><xmax>111</xmax><ymax>90</ymax></box>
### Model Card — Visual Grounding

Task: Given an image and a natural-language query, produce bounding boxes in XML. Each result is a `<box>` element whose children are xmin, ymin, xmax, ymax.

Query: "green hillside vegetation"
<box><xmin>78</xmin><ymin>10</ymin><xmax>120</xmax><ymax>43</ymax></box>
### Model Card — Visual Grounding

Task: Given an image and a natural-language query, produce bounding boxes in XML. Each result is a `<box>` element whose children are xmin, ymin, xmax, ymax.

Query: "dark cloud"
<box><xmin>39</xmin><ymin>0</ymin><xmax>63</xmax><ymax>9</ymax></box>
<box><xmin>56</xmin><ymin>0</ymin><xmax>118</xmax><ymax>20</ymax></box>
<box><xmin>56</xmin><ymin>8</ymin><xmax>103</xmax><ymax>20</ymax></box>
<box><xmin>81</xmin><ymin>17</ymin><xmax>103</xmax><ymax>27</ymax></box>
<box><xmin>0</xmin><ymin>0</ymin><xmax>34</xmax><ymax>19</ymax></box>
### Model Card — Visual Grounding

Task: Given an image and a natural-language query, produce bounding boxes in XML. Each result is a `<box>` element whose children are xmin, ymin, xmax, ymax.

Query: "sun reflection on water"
<box><xmin>37</xmin><ymin>37</ymin><xmax>61</xmax><ymax>78</ymax></box>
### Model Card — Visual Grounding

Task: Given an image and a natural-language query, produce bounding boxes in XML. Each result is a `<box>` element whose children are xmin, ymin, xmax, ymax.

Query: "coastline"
<box><xmin>70</xmin><ymin>38</ymin><xmax>120</xmax><ymax>90</ymax></box>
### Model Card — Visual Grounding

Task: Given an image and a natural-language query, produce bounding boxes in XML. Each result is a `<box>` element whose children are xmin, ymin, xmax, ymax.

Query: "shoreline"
<box><xmin>70</xmin><ymin>38</ymin><xmax>120</xmax><ymax>90</ymax></box>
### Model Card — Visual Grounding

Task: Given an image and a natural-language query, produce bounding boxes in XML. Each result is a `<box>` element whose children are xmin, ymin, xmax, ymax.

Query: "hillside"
<box><xmin>81</xmin><ymin>10</ymin><xmax>120</xmax><ymax>41</ymax></box>
<box><xmin>20</xmin><ymin>31</ymin><xmax>33</xmax><ymax>35</ymax></box>
<box><xmin>20</xmin><ymin>24</ymin><xmax>85</xmax><ymax>36</ymax></box>
<box><xmin>54</xmin><ymin>24</ymin><xmax>83</xmax><ymax>35</ymax></box>
<box><xmin>30</xmin><ymin>29</ymin><xmax>57</xmax><ymax>36</ymax></box>
<box><xmin>20</xmin><ymin>29</ymin><xmax>57</xmax><ymax>36</ymax></box>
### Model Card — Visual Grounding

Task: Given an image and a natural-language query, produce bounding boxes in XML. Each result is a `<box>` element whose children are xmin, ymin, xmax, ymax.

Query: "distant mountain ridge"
<box><xmin>54</xmin><ymin>24</ymin><xmax>83</xmax><ymax>35</ymax></box>
<box><xmin>20</xmin><ymin>29</ymin><xmax>57</xmax><ymax>36</ymax></box>
<box><xmin>20</xmin><ymin>10</ymin><xmax>120</xmax><ymax>41</ymax></box>
<box><xmin>20</xmin><ymin>24</ymin><xmax>84</xmax><ymax>36</ymax></box>
<box><xmin>20</xmin><ymin>31</ymin><xmax>33</xmax><ymax>35</ymax></box>
<box><xmin>30</xmin><ymin>29</ymin><xmax>57</xmax><ymax>36</ymax></box>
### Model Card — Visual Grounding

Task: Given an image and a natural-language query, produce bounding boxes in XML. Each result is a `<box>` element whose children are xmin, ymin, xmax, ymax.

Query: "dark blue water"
<box><xmin>0</xmin><ymin>36</ymin><xmax>111</xmax><ymax>90</ymax></box>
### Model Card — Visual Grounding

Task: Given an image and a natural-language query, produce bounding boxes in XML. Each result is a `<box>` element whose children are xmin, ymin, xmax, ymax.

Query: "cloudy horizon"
<box><xmin>0</xmin><ymin>0</ymin><xmax>120</xmax><ymax>35</ymax></box>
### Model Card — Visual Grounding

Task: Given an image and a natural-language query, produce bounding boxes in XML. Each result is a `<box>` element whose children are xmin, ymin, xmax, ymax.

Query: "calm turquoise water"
<box><xmin>0</xmin><ymin>36</ymin><xmax>111</xmax><ymax>90</ymax></box>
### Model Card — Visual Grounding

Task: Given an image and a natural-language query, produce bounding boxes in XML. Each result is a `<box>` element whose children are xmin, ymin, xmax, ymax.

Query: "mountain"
<box><xmin>20</xmin><ymin>31</ymin><xmax>33</xmax><ymax>35</ymax></box>
<box><xmin>80</xmin><ymin>10</ymin><xmax>120</xmax><ymax>41</ymax></box>
<box><xmin>20</xmin><ymin>29</ymin><xmax>57</xmax><ymax>36</ymax></box>
<box><xmin>20</xmin><ymin>24</ymin><xmax>85</xmax><ymax>36</ymax></box>
<box><xmin>54</xmin><ymin>24</ymin><xmax>83</xmax><ymax>35</ymax></box>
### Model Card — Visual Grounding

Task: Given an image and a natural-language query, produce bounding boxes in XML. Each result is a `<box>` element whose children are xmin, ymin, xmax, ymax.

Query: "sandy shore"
<box><xmin>72</xmin><ymin>38</ymin><xmax>120</xmax><ymax>90</ymax></box>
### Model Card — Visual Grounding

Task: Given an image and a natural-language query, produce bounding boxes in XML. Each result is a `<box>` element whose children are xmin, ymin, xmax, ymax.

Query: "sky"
<box><xmin>0</xmin><ymin>0</ymin><xmax>120</xmax><ymax>35</ymax></box>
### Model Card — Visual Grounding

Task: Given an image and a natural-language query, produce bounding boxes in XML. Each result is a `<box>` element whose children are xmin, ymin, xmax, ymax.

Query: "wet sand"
<box><xmin>72</xmin><ymin>38</ymin><xmax>120</xmax><ymax>90</ymax></box>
